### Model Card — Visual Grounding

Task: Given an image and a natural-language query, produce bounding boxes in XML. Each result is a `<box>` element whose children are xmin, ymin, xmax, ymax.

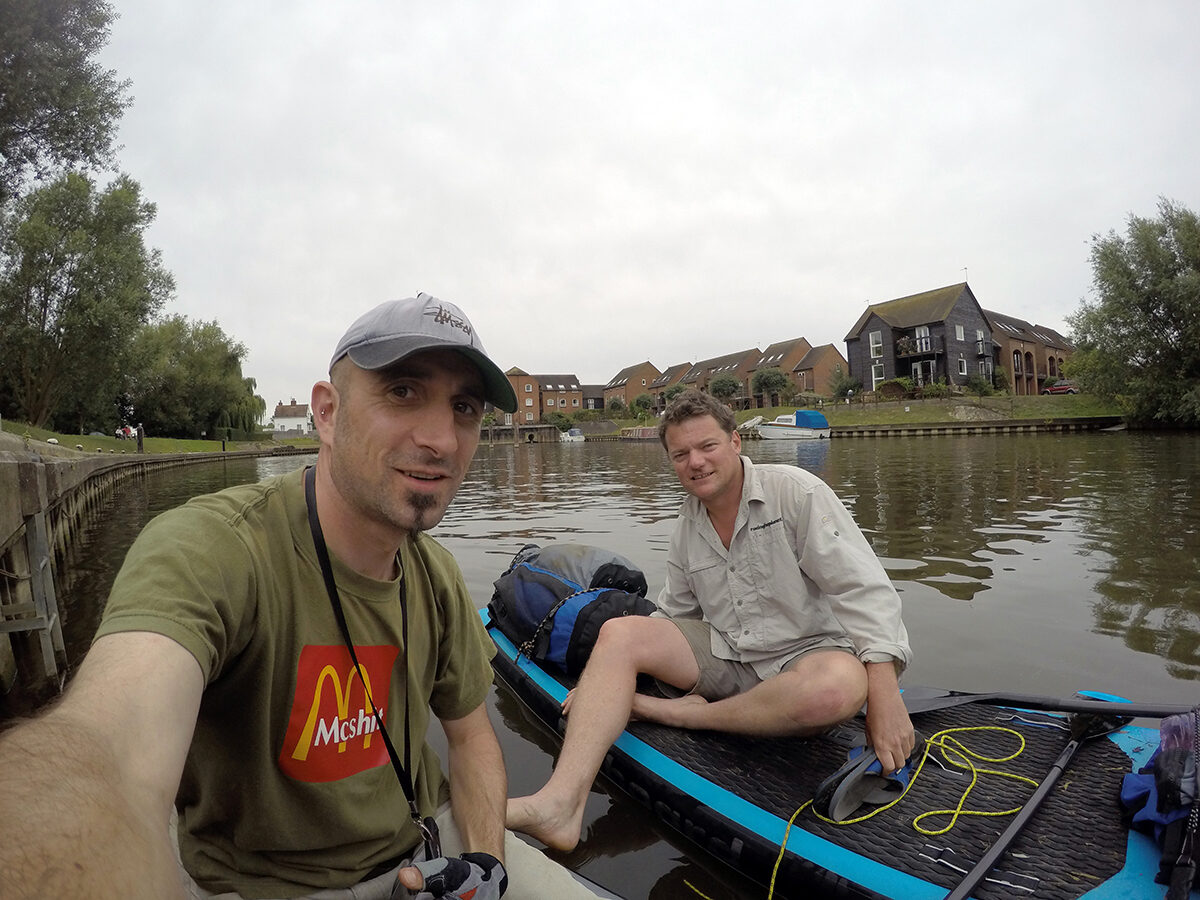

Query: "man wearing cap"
<box><xmin>0</xmin><ymin>295</ymin><xmax>599</xmax><ymax>899</ymax></box>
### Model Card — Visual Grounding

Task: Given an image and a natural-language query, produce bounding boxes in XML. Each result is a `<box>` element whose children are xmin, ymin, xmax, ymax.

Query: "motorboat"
<box><xmin>560</xmin><ymin>427</ymin><xmax>586</xmax><ymax>442</ymax></box>
<box><xmin>757</xmin><ymin>409</ymin><xmax>831</xmax><ymax>440</ymax></box>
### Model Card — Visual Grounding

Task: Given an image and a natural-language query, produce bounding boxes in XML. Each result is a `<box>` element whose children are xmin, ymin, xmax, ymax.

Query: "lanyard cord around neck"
<box><xmin>302</xmin><ymin>465</ymin><xmax>440</xmax><ymax>858</ymax></box>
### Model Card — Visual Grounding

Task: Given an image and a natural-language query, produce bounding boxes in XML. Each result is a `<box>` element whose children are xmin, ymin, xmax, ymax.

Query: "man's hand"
<box><xmin>863</xmin><ymin>661</ymin><xmax>915</xmax><ymax>775</ymax></box>
<box><xmin>394</xmin><ymin>852</ymin><xmax>508</xmax><ymax>899</ymax></box>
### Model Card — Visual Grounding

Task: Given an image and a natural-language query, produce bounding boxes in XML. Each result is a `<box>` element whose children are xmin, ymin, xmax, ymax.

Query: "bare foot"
<box><xmin>506</xmin><ymin>792</ymin><xmax>586</xmax><ymax>852</ymax></box>
<box><xmin>630</xmin><ymin>693</ymin><xmax>709</xmax><ymax>728</ymax></box>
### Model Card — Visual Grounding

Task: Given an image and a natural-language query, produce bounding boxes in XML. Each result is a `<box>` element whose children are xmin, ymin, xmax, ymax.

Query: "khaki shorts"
<box><xmin>658</xmin><ymin>617</ymin><xmax>856</xmax><ymax>701</ymax></box>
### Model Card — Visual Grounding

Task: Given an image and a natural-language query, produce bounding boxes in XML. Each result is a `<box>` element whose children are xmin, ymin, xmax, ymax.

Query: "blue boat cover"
<box><xmin>793</xmin><ymin>410</ymin><xmax>829</xmax><ymax>428</ymax></box>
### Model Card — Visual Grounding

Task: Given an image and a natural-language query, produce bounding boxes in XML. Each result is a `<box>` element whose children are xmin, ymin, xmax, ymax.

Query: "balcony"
<box><xmin>895</xmin><ymin>334</ymin><xmax>944</xmax><ymax>358</ymax></box>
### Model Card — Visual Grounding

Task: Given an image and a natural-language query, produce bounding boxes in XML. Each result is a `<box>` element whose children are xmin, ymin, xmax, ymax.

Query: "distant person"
<box><xmin>508</xmin><ymin>389</ymin><xmax>913</xmax><ymax>851</ymax></box>
<box><xmin>0</xmin><ymin>293</ymin><xmax>602</xmax><ymax>899</ymax></box>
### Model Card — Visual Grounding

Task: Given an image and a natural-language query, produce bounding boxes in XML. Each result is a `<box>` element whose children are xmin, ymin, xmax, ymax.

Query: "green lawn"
<box><xmin>743</xmin><ymin>393</ymin><xmax>1123</xmax><ymax>428</ymax></box>
<box><xmin>1</xmin><ymin>418</ymin><xmax>318</xmax><ymax>456</ymax></box>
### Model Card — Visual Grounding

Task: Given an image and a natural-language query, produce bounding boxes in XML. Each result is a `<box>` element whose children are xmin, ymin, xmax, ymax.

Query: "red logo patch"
<box><xmin>279</xmin><ymin>644</ymin><xmax>400</xmax><ymax>782</ymax></box>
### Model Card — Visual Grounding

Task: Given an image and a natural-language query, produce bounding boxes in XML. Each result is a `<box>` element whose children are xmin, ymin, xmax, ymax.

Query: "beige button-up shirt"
<box><xmin>654</xmin><ymin>456</ymin><xmax>911</xmax><ymax>679</ymax></box>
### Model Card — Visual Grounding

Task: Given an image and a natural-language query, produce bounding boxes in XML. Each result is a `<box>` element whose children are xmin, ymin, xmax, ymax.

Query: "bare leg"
<box><xmin>632</xmin><ymin>649</ymin><xmax>867</xmax><ymax>736</ymax></box>
<box><xmin>506</xmin><ymin>616</ymin><xmax>699</xmax><ymax>851</ymax></box>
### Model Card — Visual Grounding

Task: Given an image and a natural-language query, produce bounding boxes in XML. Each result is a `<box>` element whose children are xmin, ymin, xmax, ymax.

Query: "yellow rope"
<box><xmin>766</xmin><ymin>724</ymin><xmax>1042</xmax><ymax>899</ymax></box>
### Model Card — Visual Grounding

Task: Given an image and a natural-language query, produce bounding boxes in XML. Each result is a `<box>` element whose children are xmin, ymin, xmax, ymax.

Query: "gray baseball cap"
<box><xmin>329</xmin><ymin>293</ymin><xmax>517</xmax><ymax>412</ymax></box>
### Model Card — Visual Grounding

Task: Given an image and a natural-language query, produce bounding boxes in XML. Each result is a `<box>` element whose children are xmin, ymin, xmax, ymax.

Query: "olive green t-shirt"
<box><xmin>94</xmin><ymin>467</ymin><xmax>496</xmax><ymax>898</ymax></box>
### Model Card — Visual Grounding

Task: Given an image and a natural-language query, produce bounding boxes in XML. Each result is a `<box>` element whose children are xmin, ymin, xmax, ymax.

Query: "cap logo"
<box><xmin>426</xmin><ymin>303</ymin><xmax>472</xmax><ymax>338</ymax></box>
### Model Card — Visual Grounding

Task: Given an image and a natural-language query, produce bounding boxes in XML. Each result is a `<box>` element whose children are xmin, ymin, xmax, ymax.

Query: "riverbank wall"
<box><xmin>829</xmin><ymin>415</ymin><xmax>1124</xmax><ymax>438</ymax></box>
<box><xmin>0</xmin><ymin>441</ymin><xmax>312</xmax><ymax>697</ymax></box>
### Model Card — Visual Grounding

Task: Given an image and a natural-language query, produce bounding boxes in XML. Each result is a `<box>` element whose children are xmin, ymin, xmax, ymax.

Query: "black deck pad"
<box><xmin>491</xmin><ymin>641</ymin><xmax>1139</xmax><ymax>900</ymax></box>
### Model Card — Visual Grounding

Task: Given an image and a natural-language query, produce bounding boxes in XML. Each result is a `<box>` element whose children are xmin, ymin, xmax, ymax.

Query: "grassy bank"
<box><xmin>0</xmin><ymin>418</ymin><xmax>319</xmax><ymax>457</ymax></box>
<box><xmin>749</xmin><ymin>393</ymin><xmax>1123</xmax><ymax>428</ymax></box>
<box><xmin>2</xmin><ymin>393</ymin><xmax>1123</xmax><ymax>456</ymax></box>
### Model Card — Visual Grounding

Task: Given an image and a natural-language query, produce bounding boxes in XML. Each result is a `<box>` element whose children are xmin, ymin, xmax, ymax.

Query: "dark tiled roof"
<box><xmin>752</xmin><ymin>337</ymin><xmax>810</xmax><ymax>370</ymax></box>
<box><xmin>534</xmin><ymin>374</ymin><xmax>581</xmax><ymax>391</ymax></box>
<box><xmin>679</xmin><ymin>349</ymin><xmax>758</xmax><ymax>384</ymax></box>
<box><xmin>648</xmin><ymin>362</ymin><xmax>691</xmax><ymax>389</ymax></box>
<box><xmin>845</xmin><ymin>282</ymin><xmax>969</xmax><ymax>340</ymax></box>
<box><xmin>605</xmin><ymin>361</ymin><xmax>655</xmax><ymax>389</ymax></box>
<box><xmin>794</xmin><ymin>344</ymin><xmax>844</xmax><ymax>371</ymax></box>
<box><xmin>274</xmin><ymin>400</ymin><xmax>308</xmax><ymax>418</ymax></box>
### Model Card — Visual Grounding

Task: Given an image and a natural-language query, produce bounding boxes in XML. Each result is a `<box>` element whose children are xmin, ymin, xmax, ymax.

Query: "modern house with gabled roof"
<box><xmin>603</xmin><ymin>361</ymin><xmax>661</xmax><ymax>411</ymax></box>
<box><xmin>678</xmin><ymin>348</ymin><xmax>761</xmax><ymax>408</ymax></box>
<box><xmin>983</xmin><ymin>309</ymin><xmax>1075</xmax><ymax>395</ymax></box>
<box><xmin>844</xmin><ymin>282</ymin><xmax>993</xmax><ymax>392</ymax></box>
<box><xmin>793</xmin><ymin>344</ymin><xmax>850</xmax><ymax>398</ymax></box>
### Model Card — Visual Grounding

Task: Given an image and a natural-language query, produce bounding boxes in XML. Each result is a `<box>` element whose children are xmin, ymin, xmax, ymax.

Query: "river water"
<box><xmin>10</xmin><ymin>432</ymin><xmax>1200</xmax><ymax>898</ymax></box>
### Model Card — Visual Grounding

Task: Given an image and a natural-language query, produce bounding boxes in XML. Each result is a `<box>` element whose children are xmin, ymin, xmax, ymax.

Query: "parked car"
<box><xmin>1042</xmin><ymin>380</ymin><xmax>1078</xmax><ymax>395</ymax></box>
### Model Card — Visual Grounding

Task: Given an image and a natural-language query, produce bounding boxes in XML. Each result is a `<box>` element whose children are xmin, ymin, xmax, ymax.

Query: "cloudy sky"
<box><xmin>98</xmin><ymin>1</ymin><xmax>1200</xmax><ymax>415</ymax></box>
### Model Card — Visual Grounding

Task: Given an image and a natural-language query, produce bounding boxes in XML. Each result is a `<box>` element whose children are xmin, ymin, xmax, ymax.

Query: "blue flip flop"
<box><xmin>812</xmin><ymin>732</ymin><xmax>926</xmax><ymax>822</ymax></box>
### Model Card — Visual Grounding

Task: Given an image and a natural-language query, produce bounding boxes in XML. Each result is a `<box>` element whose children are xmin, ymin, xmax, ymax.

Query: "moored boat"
<box><xmin>758</xmin><ymin>409</ymin><xmax>831</xmax><ymax>440</ymax></box>
<box><xmin>561</xmin><ymin>427</ymin><xmax>586</xmax><ymax>442</ymax></box>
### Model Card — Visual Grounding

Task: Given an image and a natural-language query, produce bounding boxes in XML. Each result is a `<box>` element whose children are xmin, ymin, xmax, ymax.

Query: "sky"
<box><xmin>96</xmin><ymin>1</ymin><xmax>1200</xmax><ymax>417</ymax></box>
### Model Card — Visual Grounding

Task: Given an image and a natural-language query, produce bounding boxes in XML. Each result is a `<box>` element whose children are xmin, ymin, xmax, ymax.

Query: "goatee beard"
<box><xmin>406</xmin><ymin>490</ymin><xmax>439</xmax><ymax>533</ymax></box>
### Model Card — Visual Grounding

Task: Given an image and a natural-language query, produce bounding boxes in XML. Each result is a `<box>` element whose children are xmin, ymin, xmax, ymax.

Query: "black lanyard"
<box><xmin>303</xmin><ymin>465</ymin><xmax>441</xmax><ymax>859</ymax></box>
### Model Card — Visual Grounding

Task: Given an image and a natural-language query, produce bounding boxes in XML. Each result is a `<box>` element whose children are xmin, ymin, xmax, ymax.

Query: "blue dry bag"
<box><xmin>487</xmin><ymin>543</ymin><xmax>655</xmax><ymax>678</ymax></box>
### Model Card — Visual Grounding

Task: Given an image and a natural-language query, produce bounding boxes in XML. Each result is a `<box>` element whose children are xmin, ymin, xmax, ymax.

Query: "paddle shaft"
<box><xmin>903</xmin><ymin>688</ymin><xmax>1190</xmax><ymax>719</ymax></box>
<box><xmin>943</xmin><ymin>733</ymin><xmax>1085</xmax><ymax>900</ymax></box>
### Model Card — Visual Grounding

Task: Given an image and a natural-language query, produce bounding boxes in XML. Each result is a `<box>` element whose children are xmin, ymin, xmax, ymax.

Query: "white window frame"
<box><xmin>524</xmin><ymin>412</ymin><xmax>534</xmax><ymax>422</ymax></box>
<box><xmin>955</xmin><ymin>325</ymin><xmax>965</xmax><ymax>341</ymax></box>
<box><xmin>871</xmin><ymin>363</ymin><xmax>885</xmax><ymax>390</ymax></box>
<box><xmin>524</xmin><ymin>383</ymin><xmax>532</xmax><ymax>392</ymax></box>
<box><xmin>869</xmin><ymin>331</ymin><xmax>883</xmax><ymax>358</ymax></box>
<box><xmin>915</xmin><ymin>325</ymin><xmax>930</xmax><ymax>353</ymax></box>
<box><xmin>958</xmin><ymin>355</ymin><xmax>967</xmax><ymax>376</ymax></box>
<box><xmin>524</xmin><ymin>397</ymin><xmax>533</xmax><ymax>407</ymax></box>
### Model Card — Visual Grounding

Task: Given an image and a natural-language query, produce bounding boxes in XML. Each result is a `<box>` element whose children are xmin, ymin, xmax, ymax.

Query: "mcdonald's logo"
<box><xmin>278</xmin><ymin>644</ymin><xmax>400</xmax><ymax>783</ymax></box>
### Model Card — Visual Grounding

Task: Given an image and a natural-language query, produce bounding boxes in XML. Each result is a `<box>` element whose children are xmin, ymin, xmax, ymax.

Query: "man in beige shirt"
<box><xmin>508</xmin><ymin>389</ymin><xmax>914</xmax><ymax>852</ymax></box>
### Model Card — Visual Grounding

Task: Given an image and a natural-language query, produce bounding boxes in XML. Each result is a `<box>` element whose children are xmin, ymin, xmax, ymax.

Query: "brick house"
<box><xmin>603</xmin><ymin>362</ymin><xmax>662</xmax><ymax>411</ymax></box>
<box><xmin>536</xmin><ymin>374</ymin><xmax>584</xmax><ymax>419</ymax></box>
<box><xmin>793</xmin><ymin>344</ymin><xmax>850</xmax><ymax>397</ymax></box>
<box><xmin>647</xmin><ymin>363</ymin><xmax>692</xmax><ymax>412</ymax></box>
<box><xmin>747</xmin><ymin>338</ymin><xmax>813</xmax><ymax>407</ymax></box>
<box><xmin>677</xmin><ymin>349</ymin><xmax>761</xmax><ymax>408</ymax></box>
<box><xmin>845</xmin><ymin>282</ymin><xmax>993</xmax><ymax>392</ymax></box>
<box><xmin>504</xmin><ymin>368</ymin><xmax>540</xmax><ymax>424</ymax></box>
<box><xmin>983</xmin><ymin>310</ymin><xmax>1075</xmax><ymax>396</ymax></box>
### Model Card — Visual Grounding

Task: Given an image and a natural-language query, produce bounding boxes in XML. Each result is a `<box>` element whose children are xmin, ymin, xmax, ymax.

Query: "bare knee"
<box><xmin>781</xmin><ymin>654</ymin><xmax>868</xmax><ymax>728</ymax></box>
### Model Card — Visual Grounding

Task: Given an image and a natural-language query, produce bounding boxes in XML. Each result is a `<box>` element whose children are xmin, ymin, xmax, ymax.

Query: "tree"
<box><xmin>126</xmin><ymin>316</ymin><xmax>263</xmax><ymax>439</ymax></box>
<box><xmin>751</xmin><ymin>367</ymin><xmax>791</xmax><ymax>406</ymax></box>
<box><xmin>631</xmin><ymin>393</ymin><xmax>653</xmax><ymax>416</ymax></box>
<box><xmin>827</xmin><ymin>365</ymin><xmax>862</xmax><ymax>399</ymax></box>
<box><xmin>708</xmin><ymin>374</ymin><xmax>741</xmax><ymax>402</ymax></box>
<box><xmin>664</xmin><ymin>384</ymin><xmax>686</xmax><ymax>404</ymax></box>
<box><xmin>0</xmin><ymin>0</ymin><xmax>130</xmax><ymax>204</ymax></box>
<box><xmin>1067</xmin><ymin>198</ymin><xmax>1200</xmax><ymax>426</ymax></box>
<box><xmin>606</xmin><ymin>397</ymin><xmax>625</xmax><ymax>412</ymax></box>
<box><xmin>0</xmin><ymin>172</ymin><xmax>172</xmax><ymax>428</ymax></box>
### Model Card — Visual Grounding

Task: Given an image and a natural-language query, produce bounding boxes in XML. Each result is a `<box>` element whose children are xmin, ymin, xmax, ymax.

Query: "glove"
<box><xmin>404</xmin><ymin>852</ymin><xmax>508</xmax><ymax>900</ymax></box>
